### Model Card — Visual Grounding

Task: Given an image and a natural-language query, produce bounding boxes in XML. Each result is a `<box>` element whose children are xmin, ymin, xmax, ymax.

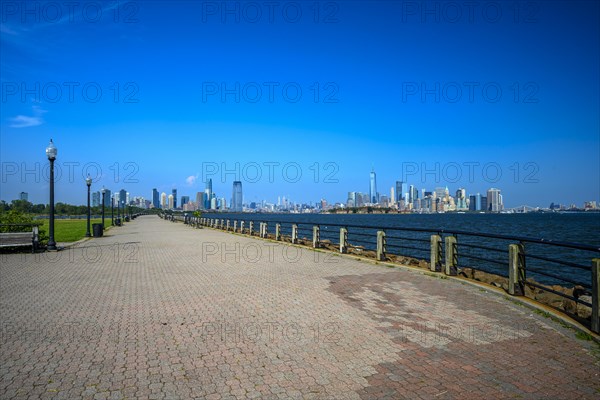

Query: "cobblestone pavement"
<box><xmin>1</xmin><ymin>216</ymin><xmax>599</xmax><ymax>399</ymax></box>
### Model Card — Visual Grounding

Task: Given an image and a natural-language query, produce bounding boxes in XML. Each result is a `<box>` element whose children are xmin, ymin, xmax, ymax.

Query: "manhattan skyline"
<box><xmin>1</xmin><ymin>1</ymin><xmax>598</xmax><ymax>207</ymax></box>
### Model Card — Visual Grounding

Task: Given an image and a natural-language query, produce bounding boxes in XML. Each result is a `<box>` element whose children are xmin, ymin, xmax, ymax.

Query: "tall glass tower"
<box><xmin>205</xmin><ymin>179</ymin><xmax>212</xmax><ymax>209</ymax></box>
<box><xmin>369</xmin><ymin>168</ymin><xmax>378</xmax><ymax>204</ymax></box>
<box><xmin>232</xmin><ymin>181</ymin><xmax>243</xmax><ymax>212</ymax></box>
<box><xmin>395</xmin><ymin>181</ymin><xmax>403</xmax><ymax>202</ymax></box>
<box><xmin>172</xmin><ymin>188</ymin><xmax>177</xmax><ymax>209</ymax></box>
<box><xmin>152</xmin><ymin>188</ymin><xmax>160</xmax><ymax>209</ymax></box>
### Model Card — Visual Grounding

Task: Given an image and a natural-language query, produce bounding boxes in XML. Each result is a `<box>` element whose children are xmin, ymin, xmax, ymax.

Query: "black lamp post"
<box><xmin>101</xmin><ymin>187</ymin><xmax>106</xmax><ymax>229</ymax></box>
<box><xmin>121</xmin><ymin>201</ymin><xmax>125</xmax><ymax>222</ymax></box>
<box><xmin>46</xmin><ymin>139</ymin><xmax>57</xmax><ymax>251</ymax></box>
<box><xmin>85</xmin><ymin>175</ymin><xmax>92</xmax><ymax>237</ymax></box>
<box><xmin>111</xmin><ymin>196</ymin><xmax>114</xmax><ymax>225</ymax></box>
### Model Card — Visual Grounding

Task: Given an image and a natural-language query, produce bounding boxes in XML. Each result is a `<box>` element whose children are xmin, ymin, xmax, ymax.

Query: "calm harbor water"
<box><xmin>206</xmin><ymin>212</ymin><xmax>600</xmax><ymax>287</ymax></box>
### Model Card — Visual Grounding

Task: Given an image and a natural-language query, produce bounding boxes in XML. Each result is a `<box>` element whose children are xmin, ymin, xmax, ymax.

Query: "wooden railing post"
<box><xmin>292</xmin><ymin>224</ymin><xmax>298</xmax><ymax>244</ymax></box>
<box><xmin>508</xmin><ymin>243</ymin><xmax>526</xmax><ymax>296</ymax></box>
<box><xmin>233</xmin><ymin>220</ymin><xmax>237</xmax><ymax>232</ymax></box>
<box><xmin>240</xmin><ymin>221</ymin><xmax>245</xmax><ymax>234</ymax></box>
<box><xmin>340</xmin><ymin>228</ymin><xmax>348</xmax><ymax>254</ymax></box>
<box><xmin>430</xmin><ymin>234</ymin><xmax>442</xmax><ymax>272</ymax></box>
<box><xmin>445</xmin><ymin>236</ymin><xmax>457</xmax><ymax>276</ymax></box>
<box><xmin>263</xmin><ymin>222</ymin><xmax>268</xmax><ymax>238</ymax></box>
<box><xmin>313</xmin><ymin>226</ymin><xmax>320</xmax><ymax>248</ymax></box>
<box><xmin>249</xmin><ymin>221</ymin><xmax>254</xmax><ymax>236</ymax></box>
<box><xmin>276</xmin><ymin>223</ymin><xmax>281</xmax><ymax>241</ymax></box>
<box><xmin>377</xmin><ymin>231</ymin><xmax>386</xmax><ymax>261</ymax></box>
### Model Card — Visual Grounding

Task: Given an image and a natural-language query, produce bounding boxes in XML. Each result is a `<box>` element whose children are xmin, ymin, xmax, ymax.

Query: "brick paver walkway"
<box><xmin>1</xmin><ymin>216</ymin><xmax>598</xmax><ymax>399</ymax></box>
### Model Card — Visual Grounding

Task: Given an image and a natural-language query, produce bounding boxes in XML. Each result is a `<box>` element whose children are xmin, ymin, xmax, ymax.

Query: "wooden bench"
<box><xmin>0</xmin><ymin>226</ymin><xmax>40</xmax><ymax>252</ymax></box>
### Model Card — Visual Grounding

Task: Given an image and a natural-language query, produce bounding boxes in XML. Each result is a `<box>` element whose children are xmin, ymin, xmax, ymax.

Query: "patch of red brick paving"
<box><xmin>327</xmin><ymin>271</ymin><xmax>600</xmax><ymax>399</ymax></box>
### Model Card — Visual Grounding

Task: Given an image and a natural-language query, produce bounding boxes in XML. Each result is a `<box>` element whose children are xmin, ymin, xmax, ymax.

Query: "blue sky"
<box><xmin>1</xmin><ymin>0</ymin><xmax>598</xmax><ymax>207</ymax></box>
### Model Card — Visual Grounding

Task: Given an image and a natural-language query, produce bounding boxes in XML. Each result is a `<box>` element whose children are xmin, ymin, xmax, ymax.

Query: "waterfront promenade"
<box><xmin>1</xmin><ymin>216</ymin><xmax>598</xmax><ymax>399</ymax></box>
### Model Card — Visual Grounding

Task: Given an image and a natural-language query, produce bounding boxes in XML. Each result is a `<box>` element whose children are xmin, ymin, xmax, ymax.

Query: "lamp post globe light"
<box><xmin>101</xmin><ymin>187</ymin><xmax>106</xmax><ymax>229</ymax></box>
<box><xmin>85</xmin><ymin>175</ymin><xmax>92</xmax><ymax>237</ymax></box>
<box><xmin>46</xmin><ymin>139</ymin><xmax>58</xmax><ymax>251</ymax></box>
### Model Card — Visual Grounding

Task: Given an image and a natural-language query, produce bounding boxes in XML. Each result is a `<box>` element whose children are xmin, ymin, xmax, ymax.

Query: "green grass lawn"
<box><xmin>40</xmin><ymin>218</ymin><xmax>114</xmax><ymax>242</ymax></box>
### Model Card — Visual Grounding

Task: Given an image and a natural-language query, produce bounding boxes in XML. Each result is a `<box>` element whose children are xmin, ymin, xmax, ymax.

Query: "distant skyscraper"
<box><xmin>181</xmin><ymin>196</ymin><xmax>190</xmax><ymax>206</ymax></box>
<box><xmin>196</xmin><ymin>192</ymin><xmax>206</xmax><ymax>210</ymax></box>
<box><xmin>346</xmin><ymin>192</ymin><xmax>356</xmax><ymax>208</ymax></box>
<box><xmin>232</xmin><ymin>181</ymin><xmax>243</xmax><ymax>212</ymax></box>
<box><xmin>481</xmin><ymin>196</ymin><xmax>488</xmax><ymax>212</ymax></box>
<box><xmin>205</xmin><ymin>179</ymin><xmax>213</xmax><ymax>209</ymax></box>
<box><xmin>103</xmin><ymin>189</ymin><xmax>112</xmax><ymax>207</ymax></box>
<box><xmin>168</xmin><ymin>194</ymin><xmax>174</xmax><ymax>209</ymax></box>
<box><xmin>469</xmin><ymin>195</ymin><xmax>477</xmax><ymax>211</ymax></box>
<box><xmin>434</xmin><ymin>187</ymin><xmax>446</xmax><ymax>201</ymax></box>
<box><xmin>152</xmin><ymin>188</ymin><xmax>160</xmax><ymax>209</ymax></box>
<box><xmin>369</xmin><ymin>168</ymin><xmax>378</xmax><ymax>204</ymax></box>
<box><xmin>119</xmin><ymin>189</ymin><xmax>127</xmax><ymax>206</ymax></box>
<box><xmin>19</xmin><ymin>192</ymin><xmax>28</xmax><ymax>201</ymax></box>
<box><xmin>487</xmin><ymin>188</ymin><xmax>502</xmax><ymax>212</ymax></box>
<box><xmin>172</xmin><ymin>189</ymin><xmax>177</xmax><ymax>209</ymax></box>
<box><xmin>161</xmin><ymin>192</ymin><xmax>167</xmax><ymax>209</ymax></box>
<box><xmin>395</xmin><ymin>181</ymin><xmax>403</xmax><ymax>202</ymax></box>
<box><xmin>455</xmin><ymin>188</ymin><xmax>467</xmax><ymax>210</ymax></box>
<box><xmin>92</xmin><ymin>191</ymin><xmax>100</xmax><ymax>207</ymax></box>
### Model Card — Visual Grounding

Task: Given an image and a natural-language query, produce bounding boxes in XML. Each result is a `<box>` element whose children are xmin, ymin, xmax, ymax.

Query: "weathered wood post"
<box><xmin>292</xmin><ymin>224</ymin><xmax>298</xmax><ymax>244</ymax></box>
<box><xmin>240</xmin><ymin>221</ymin><xmax>245</xmax><ymax>234</ymax></box>
<box><xmin>508</xmin><ymin>243</ymin><xmax>526</xmax><ymax>296</ymax></box>
<box><xmin>340</xmin><ymin>228</ymin><xmax>348</xmax><ymax>254</ymax></box>
<box><xmin>276</xmin><ymin>223</ymin><xmax>281</xmax><ymax>241</ymax></box>
<box><xmin>591</xmin><ymin>258</ymin><xmax>599</xmax><ymax>333</ymax></box>
<box><xmin>258</xmin><ymin>222</ymin><xmax>263</xmax><ymax>237</ymax></box>
<box><xmin>233</xmin><ymin>220</ymin><xmax>237</xmax><ymax>232</ymax></box>
<box><xmin>430</xmin><ymin>234</ymin><xmax>442</xmax><ymax>272</ymax></box>
<box><xmin>312</xmin><ymin>226</ymin><xmax>320</xmax><ymax>248</ymax></box>
<box><xmin>220</xmin><ymin>219</ymin><xmax>224</xmax><ymax>229</ymax></box>
<box><xmin>263</xmin><ymin>222</ymin><xmax>268</xmax><ymax>238</ymax></box>
<box><xmin>377</xmin><ymin>231</ymin><xmax>386</xmax><ymax>261</ymax></box>
<box><xmin>249</xmin><ymin>221</ymin><xmax>254</xmax><ymax>236</ymax></box>
<box><xmin>445</xmin><ymin>235</ymin><xmax>457</xmax><ymax>276</ymax></box>
<box><xmin>226</xmin><ymin>220</ymin><xmax>230</xmax><ymax>231</ymax></box>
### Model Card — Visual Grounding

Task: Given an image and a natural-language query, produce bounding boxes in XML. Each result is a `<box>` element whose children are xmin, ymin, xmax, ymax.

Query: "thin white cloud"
<box><xmin>0</xmin><ymin>23</ymin><xmax>18</xmax><ymax>35</ymax></box>
<box><xmin>9</xmin><ymin>105</ymin><xmax>47</xmax><ymax>128</ymax></box>
<box><xmin>186</xmin><ymin>174</ymin><xmax>199</xmax><ymax>186</ymax></box>
<box><xmin>9</xmin><ymin>115</ymin><xmax>42</xmax><ymax>128</ymax></box>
